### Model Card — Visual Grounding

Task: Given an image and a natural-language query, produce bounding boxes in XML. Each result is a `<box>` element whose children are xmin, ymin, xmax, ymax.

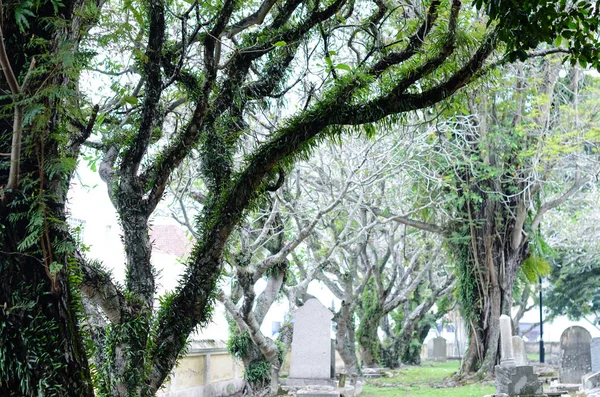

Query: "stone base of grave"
<box><xmin>547</xmin><ymin>380</ymin><xmax>581</xmax><ymax>394</ymax></box>
<box><xmin>484</xmin><ymin>394</ymin><xmax>548</xmax><ymax>397</ymax></box>
<box><xmin>495</xmin><ymin>365</ymin><xmax>544</xmax><ymax>396</ymax></box>
<box><xmin>281</xmin><ymin>378</ymin><xmax>337</xmax><ymax>387</ymax></box>
<box><xmin>296</xmin><ymin>385</ymin><xmax>356</xmax><ymax>397</ymax></box>
<box><xmin>362</xmin><ymin>368</ymin><xmax>385</xmax><ymax>379</ymax></box>
<box><xmin>584</xmin><ymin>371</ymin><xmax>600</xmax><ymax>390</ymax></box>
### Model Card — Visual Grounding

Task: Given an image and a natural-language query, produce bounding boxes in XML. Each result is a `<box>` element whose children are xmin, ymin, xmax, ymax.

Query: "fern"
<box><xmin>14</xmin><ymin>0</ymin><xmax>36</xmax><ymax>32</ymax></box>
<box><xmin>521</xmin><ymin>255</ymin><xmax>551</xmax><ymax>283</ymax></box>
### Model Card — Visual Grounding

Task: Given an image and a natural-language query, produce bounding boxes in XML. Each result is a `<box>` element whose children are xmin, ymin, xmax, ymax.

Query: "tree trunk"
<box><xmin>0</xmin><ymin>227</ymin><xmax>94</xmax><ymax>396</ymax></box>
<box><xmin>334</xmin><ymin>300</ymin><xmax>360</xmax><ymax>375</ymax></box>
<box><xmin>358</xmin><ymin>314</ymin><xmax>382</xmax><ymax>368</ymax></box>
<box><xmin>0</xmin><ymin>1</ymin><xmax>97</xmax><ymax>394</ymax></box>
<box><xmin>456</xmin><ymin>196</ymin><xmax>528</xmax><ymax>377</ymax></box>
<box><xmin>101</xmin><ymin>211</ymin><xmax>154</xmax><ymax>396</ymax></box>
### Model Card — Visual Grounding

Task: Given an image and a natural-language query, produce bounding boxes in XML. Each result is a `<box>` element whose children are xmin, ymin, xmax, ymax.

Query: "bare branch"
<box><xmin>532</xmin><ymin>176</ymin><xmax>590</xmax><ymax>230</ymax></box>
<box><xmin>226</xmin><ymin>0</ymin><xmax>278</xmax><ymax>37</ymax></box>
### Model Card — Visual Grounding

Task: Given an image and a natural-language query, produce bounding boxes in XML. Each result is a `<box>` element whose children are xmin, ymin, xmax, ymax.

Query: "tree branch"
<box><xmin>78</xmin><ymin>257</ymin><xmax>125</xmax><ymax>324</ymax></box>
<box><xmin>531</xmin><ymin>176</ymin><xmax>590</xmax><ymax>230</ymax></box>
<box><xmin>226</xmin><ymin>0</ymin><xmax>278</xmax><ymax>37</ymax></box>
<box><xmin>119</xmin><ymin>0</ymin><xmax>165</xmax><ymax>177</ymax></box>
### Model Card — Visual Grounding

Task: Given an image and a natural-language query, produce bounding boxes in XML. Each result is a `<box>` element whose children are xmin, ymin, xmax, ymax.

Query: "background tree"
<box><xmin>390</xmin><ymin>61</ymin><xmax>600</xmax><ymax>376</ymax></box>
<box><xmin>293</xmin><ymin>133</ymin><xmax>454</xmax><ymax>371</ymax></box>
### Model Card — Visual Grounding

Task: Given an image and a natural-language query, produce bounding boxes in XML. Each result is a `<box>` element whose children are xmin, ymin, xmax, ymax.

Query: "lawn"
<box><xmin>361</xmin><ymin>361</ymin><xmax>495</xmax><ymax>397</ymax></box>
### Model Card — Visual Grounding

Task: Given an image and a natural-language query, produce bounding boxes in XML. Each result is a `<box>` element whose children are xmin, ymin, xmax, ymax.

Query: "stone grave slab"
<box><xmin>512</xmin><ymin>336</ymin><xmax>528</xmax><ymax>366</ymax></box>
<box><xmin>559</xmin><ymin>326</ymin><xmax>592</xmax><ymax>384</ymax></box>
<box><xmin>584</xmin><ymin>372</ymin><xmax>600</xmax><ymax>391</ymax></box>
<box><xmin>592</xmin><ymin>337</ymin><xmax>600</xmax><ymax>373</ymax></box>
<box><xmin>432</xmin><ymin>336</ymin><xmax>447</xmax><ymax>362</ymax></box>
<box><xmin>290</xmin><ymin>298</ymin><xmax>334</xmax><ymax>380</ymax></box>
<box><xmin>495</xmin><ymin>365</ymin><xmax>543</xmax><ymax>396</ymax></box>
<box><xmin>500</xmin><ymin>315</ymin><xmax>516</xmax><ymax>367</ymax></box>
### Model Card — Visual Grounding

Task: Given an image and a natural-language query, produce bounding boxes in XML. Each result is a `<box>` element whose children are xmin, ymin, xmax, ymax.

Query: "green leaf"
<box><xmin>335</xmin><ymin>63</ymin><xmax>352</xmax><ymax>72</ymax></box>
<box><xmin>555</xmin><ymin>35</ymin><xmax>563</xmax><ymax>47</ymax></box>
<box><xmin>123</xmin><ymin>96</ymin><xmax>138</xmax><ymax>105</ymax></box>
<box><xmin>273</xmin><ymin>41</ymin><xmax>287</xmax><ymax>47</ymax></box>
<box><xmin>49</xmin><ymin>262</ymin><xmax>63</xmax><ymax>276</ymax></box>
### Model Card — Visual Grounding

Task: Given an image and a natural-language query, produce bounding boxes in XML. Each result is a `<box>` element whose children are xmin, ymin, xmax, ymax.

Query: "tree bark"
<box><xmin>457</xmin><ymin>195</ymin><xmax>528</xmax><ymax>377</ymax></box>
<box><xmin>334</xmin><ymin>300</ymin><xmax>360</xmax><ymax>375</ymax></box>
<box><xmin>357</xmin><ymin>313</ymin><xmax>383</xmax><ymax>368</ymax></box>
<box><xmin>0</xmin><ymin>1</ymin><xmax>99</xmax><ymax>394</ymax></box>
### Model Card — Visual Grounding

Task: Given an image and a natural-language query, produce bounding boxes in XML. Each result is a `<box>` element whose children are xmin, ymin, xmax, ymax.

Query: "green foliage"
<box><xmin>520</xmin><ymin>256</ymin><xmax>551</xmax><ymax>283</ymax></box>
<box><xmin>227</xmin><ymin>323</ymin><xmax>252</xmax><ymax>360</ymax></box>
<box><xmin>476</xmin><ymin>0</ymin><xmax>600</xmax><ymax>69</ymax></box>
<box><xmin>245</xmin><ymin>359</ymin><xmax>271</xmax><ymax>385</ymax></box>
<box><xmin>0</xmin><ymin>285</ymin><xmax>67</xmax><ymax>396</ymax></box>
<box><xmin>357</xmin><ymin>280</ymin><xmax>382</xmax><ymax>364</ymax></box>
<box><xmin>447</xmin><ymin>226</ymin><xmax>478</xmax><ymax>324</ymax></box>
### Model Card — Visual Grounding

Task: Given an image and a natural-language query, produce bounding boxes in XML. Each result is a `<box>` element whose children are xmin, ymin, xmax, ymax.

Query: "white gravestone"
<box><xmin>427</xmin><ymin>339</ymin><xmax>434</xmax><ymax>360</ymax></box>
<box><xmin>591</xmin><ymin>337</ymin><xmax>600</xmax><ymax>373</ymax></box>
<box><xmin>512</xmin><ymin>336</ymin><xmax>527</xmax><ymax>366</ymax></box>
<box><xmin>432</xmin><ymin>337</ymin><xmax>447</xmax><ymax>362</ymax></box>
<box><xmin>499</xmin><ymin>315</ymin><xmax>516</xmax><ymax>367</ymax></box>
<box><xmin>496</xmin><ymin>316</ymin><xmax>543</xmax><ymax>396</ymax></box>
<box><xmin>290</xmin><ymin>299</ymin><xmax>334</xmax><ymax>379</ymax></box>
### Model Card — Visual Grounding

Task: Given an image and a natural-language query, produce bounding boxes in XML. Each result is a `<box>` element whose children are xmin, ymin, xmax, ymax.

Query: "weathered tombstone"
<box><xmin>432</xmin><ymin>337</ymin><xmax>447</xmax><ymax>362</ymax></box>
<box><xmin>290</xmin><ymin>299</ymin><xmax>334</xmax><ymax>380</ymax></box>
<box><xmin>591</xmin><ymin>337</ymin><xmax>600</xmax><ymax>373</ymax></box>
<box><xmin>496</xmin><ymin>315</ymin><xmax>543</xmax><ymax>396</ymax></box>
<box><xmin>427</xmin><ymin>339</ymin><xmax>434</xmax><ymax>360</ymax></box>
<box><xmin>512</xmin><ymin>336</ymin><xmax>528</xmax><ymax>366</ymax></box>
<box><xmin>500</xmin><ymin>314</ymin><xmax>516</xmax><ymax>366</ymax></box>
<box><xmin>559</xmin><ymin>326</ymin><xmax>592</xmax><ymax>384</ymax></box>
<box><xmin>495</xmin><ymin>365</ymin><xmax>543</xmax><ymax>396</ymax></box>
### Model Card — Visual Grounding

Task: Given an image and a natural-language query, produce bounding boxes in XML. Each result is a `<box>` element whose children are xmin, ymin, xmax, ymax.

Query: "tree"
<box><xmin>448</xmin><ymin>63</ymin><xmax>600</xmax><ymax>375</ymax></box>
<box><xmin>293</xmin><ymin>133</ymin><xmax>454</xmax><ymax>370</ymax></box>
<box><xmin>216</xmin><ymin>178</ymin><xmax>351</xmax><ymax>396</ymax></box>
<box><xmin>2</xmin><ymin>0</ymin><xmax>600</xmax><ymax>395</ymax></box>
<box><xmin>0</xmin><ymin>0</ymin><xmax>103</xmax><ymax>395</ymax></box>
<box><xmin>388</xmin><ymin>61</ymin><xmax>600</xmax><ymax>376</ymax></box>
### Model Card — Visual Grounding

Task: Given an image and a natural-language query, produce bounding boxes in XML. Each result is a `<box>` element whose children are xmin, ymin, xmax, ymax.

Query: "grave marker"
<box><xmin>290</xmin><ymin>299</ymin><xmax>333</xmax><ymax>380</ymax></box>
<box><xmin>559</xmin><ymin>326</ymin><xmax>592</xmax><ymax>384</ymax></box>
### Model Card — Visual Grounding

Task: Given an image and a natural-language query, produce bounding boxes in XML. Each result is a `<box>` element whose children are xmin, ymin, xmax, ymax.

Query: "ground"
<box><xmin>361</xmin><ymin>361</ymin><xmax>495</xmax><ymax>397</ymax></box>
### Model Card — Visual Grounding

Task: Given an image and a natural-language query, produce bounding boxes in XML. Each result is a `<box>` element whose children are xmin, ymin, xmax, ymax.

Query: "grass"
<box><xmin>361</xmin><ymin>361</ymin><xmax>495</xmax><ymax>397</ymax></box>
<box><xmin>527</xmin><ymin>353</ymin><xmax>540</xmax><ymax>362</ymax></box>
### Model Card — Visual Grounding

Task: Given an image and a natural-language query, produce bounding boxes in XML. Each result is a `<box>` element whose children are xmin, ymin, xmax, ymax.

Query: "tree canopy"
<box><xmin>2</xmin><ymin>0</ymin><xmax>600</xmax><ymax>395</ymax></box>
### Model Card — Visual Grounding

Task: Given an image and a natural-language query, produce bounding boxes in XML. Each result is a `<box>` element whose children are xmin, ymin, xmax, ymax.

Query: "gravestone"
<box><xmin>432</xmin><ymin>337</ymin><xmax>447</xmax><ymax>362</ymax></box>
<box><xmin>559</xmin><ymin>326</ymin><xmax>592</xmax><ymax>384</ymax></box>
<box><xmin>512</xmin><ymin>336</ymin><xmax>528</xmax><ymax>366</ymax></box>
<box><xmin>290</xmin><ymin>299</ymin><xmax>334</xmax><ymax>380</ymax></box>
<box><xmin>495</xmin><ymin>315</ymin><xmax>543</xmax><ymax>396</ymax></box>
<box><xmin>495</xmin><ymin>365</ymin><xmax>543</xmax><ymax>396</ymax></box>
<box><xmin>427</xmin><ymin>339</ymin><xmax>434</xmax><ymax>360</ymax></box>
<box><xmin>500</xmin><ymin>314</ymin><xmax>516</xmax><ymax>366</ymax></box>
<box><xmin>591</xmin><ymin>337</ymin><xmax>600</xmax><ymax>373</ymax></box>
